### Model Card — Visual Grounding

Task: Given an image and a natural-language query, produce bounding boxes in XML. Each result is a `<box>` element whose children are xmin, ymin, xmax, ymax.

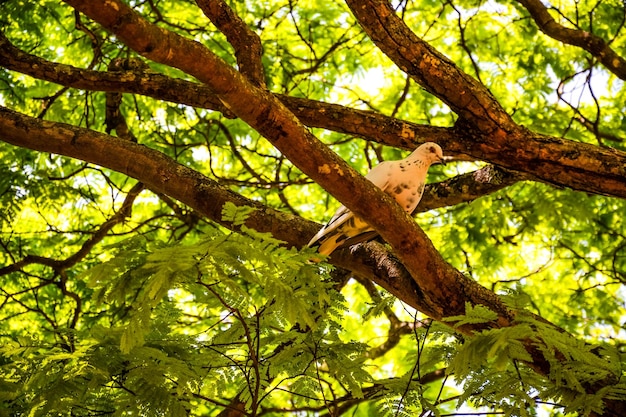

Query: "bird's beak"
<box><xmin>438</xmin><ymin>156</ymin><xmax>447</xmax><ymax>166</ymax></box>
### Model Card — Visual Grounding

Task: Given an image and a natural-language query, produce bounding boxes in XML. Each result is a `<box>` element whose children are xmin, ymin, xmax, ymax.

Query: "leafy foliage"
<box><xmin>1</xmin><ymin>207</ymin><xmax>368</xmax><ymax>415</ymax></box>
<box><xmin>1</xmin><ymin>0</ymin><xmax>626</xmax><ymax>415</ymax></box>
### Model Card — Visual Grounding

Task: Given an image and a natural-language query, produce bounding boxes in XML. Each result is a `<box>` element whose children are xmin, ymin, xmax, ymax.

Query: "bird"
<box><xmin>307</xmin><ymin>142</ymin><xmax>445</xmax><ymax>257</ymax></box>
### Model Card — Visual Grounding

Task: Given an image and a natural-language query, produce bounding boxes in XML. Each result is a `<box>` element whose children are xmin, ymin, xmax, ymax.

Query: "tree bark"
<box><xmin>345</xmin><ymin>0</ymin><xmax>626</xmax><ymax>199</ymax></box>
<box><xmin>516</xmin><ymin>0</ymin><xmax>626</xmax><ymax>80</ymax></box>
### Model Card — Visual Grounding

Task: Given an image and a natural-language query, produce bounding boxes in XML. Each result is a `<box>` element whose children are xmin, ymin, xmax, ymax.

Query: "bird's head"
<box><xmin>416</xmin><ymin>142</ymin><xmax>446</xmax><ymax>166</ymax></box>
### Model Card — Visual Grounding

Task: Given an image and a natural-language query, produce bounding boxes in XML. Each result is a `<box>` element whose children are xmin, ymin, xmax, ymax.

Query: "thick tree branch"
<box><xmin>61</xmin><ymin>0</ymin><xmax>518</xmax><ymax>330</ymax></box>
<box><xmin>0</xmin><ymin>105</ymin><xmax>315</xmax><ymax>251</ymax></box>
<box><xmin>195</xmin><ymin>0</ymin><xmax>266</xmax><ymax>87</ymax></box>
<box><xmin>279</xmin><ymin>95</ymin><xmax>460</xmax><ymax>153</ymax></box>
<box><xmin>3</xmin><ymin>31</ymin><xmax>624</xmax><ymax>200</ymax></box>
<box><xmin>516</xmin><ymin>0</ymin><xmax>626</xmax><ymax>80</ymax></box>
<box><xmin>344</xmin><ymin>0</ymin><xmax>626</xmax><ymax>199</ymax></box>
<box><xmin>345</xmin><ymin>0</ymin><xmax>516</xmax><ymax>135</ymax></box>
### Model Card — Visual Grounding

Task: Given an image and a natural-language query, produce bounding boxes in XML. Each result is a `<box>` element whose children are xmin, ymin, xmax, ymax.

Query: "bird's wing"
<box><xmin>307</xmin><ymin>204</ymin><xmax>352</xmax><ymax>247</ymax></box>
<box><xmin>314</xmin><ymin>211</ymin><xmax>375</xmax><ymax>256</ymax></box>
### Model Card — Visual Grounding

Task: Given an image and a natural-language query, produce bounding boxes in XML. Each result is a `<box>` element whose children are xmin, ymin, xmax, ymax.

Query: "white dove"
<box><xmin>307</xmin><ymin>142</ymin><xmax>445</xmax><ymax>257</ymax></box>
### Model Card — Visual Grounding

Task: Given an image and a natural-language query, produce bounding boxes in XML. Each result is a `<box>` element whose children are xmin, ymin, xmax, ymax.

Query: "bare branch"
<box><xmin>345</xmin><ymin>0</ymin><xmax>516</xmax><ymax>134</ymax></box>
<box><xmin>517</xmin><ymin>0</ymin><xmax>626</xmax><ymax>80</ymax></box>
<box><xmin>196</xmin><ymin>0</ymin><xmax>266</xmax><ymax>87</ymax></box>
<box><xmin>418</xmin><ymin>165</ymin><xmax>525</xmax><ymax>212</ymax></box>
<box><xmin>0</xmin><ymin>182</ymin><xmax>145</xmax><ymax>275</ymax></box>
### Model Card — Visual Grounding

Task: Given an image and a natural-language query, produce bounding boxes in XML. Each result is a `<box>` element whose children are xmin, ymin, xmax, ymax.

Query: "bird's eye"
<box><xmin>429</xmin><ymin>146</ymin><xmax>436</xmax><ymax>153</ymax></box>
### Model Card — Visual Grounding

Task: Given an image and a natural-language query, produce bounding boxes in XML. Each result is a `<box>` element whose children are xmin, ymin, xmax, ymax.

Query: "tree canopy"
<box><xmin>1</xmin><ymin>0</ymin><xmax>626</xmax><ymax>416</ymax></box>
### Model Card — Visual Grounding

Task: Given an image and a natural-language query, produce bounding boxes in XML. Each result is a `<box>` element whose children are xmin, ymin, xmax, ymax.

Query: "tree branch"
<box><xmin>3</xmin><ymin>30</ymin><xmax>624</xmax><ymax>200</ymax></box>
<box><xmin>345</xmin><ymin>0</ymin><xmax>516</xmax><ymax>135</ymax></box>
<box><xmin>516</xmin><ymin>0</ymin><xmax>626</xmax><ymax>80</ymax></box>
<box><xmin>0</xmin><ymin>31</ymin><xmax>234</xmax><ymax>116</ymax></box>
<box><xmin>418</xmin><ymin>164</ymin><xmax>524</xmax><ymax>212</ymax></box>
<box><xmin>343</xmin><ymin>0</ymin><xmax>626</xmax><ymax>199</ymax></box>
<box><xmin>0</xmin><ymin>105</ymin><xmax>316</xmax><ymax>250</ymax></box>
<box><xmin>61</xmin><ymin>0</ymin><xmax>517</xmax><ymax>331</ymax></box>
<box><xmin>195</xmin><ymin>0</ymin><xmax>266</xmax><ymax>87</ymax></box>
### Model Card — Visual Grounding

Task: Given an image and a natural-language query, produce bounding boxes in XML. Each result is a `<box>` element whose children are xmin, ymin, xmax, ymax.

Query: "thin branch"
<box><xmin>0</xmin><ymin>182</ymin><xmax>145</xmax><ymax>276</ymax></box>
<box><xmin>446</xmin><ymin>0</ymin><xmax>484</xmax><ymax>84</ymax></box>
